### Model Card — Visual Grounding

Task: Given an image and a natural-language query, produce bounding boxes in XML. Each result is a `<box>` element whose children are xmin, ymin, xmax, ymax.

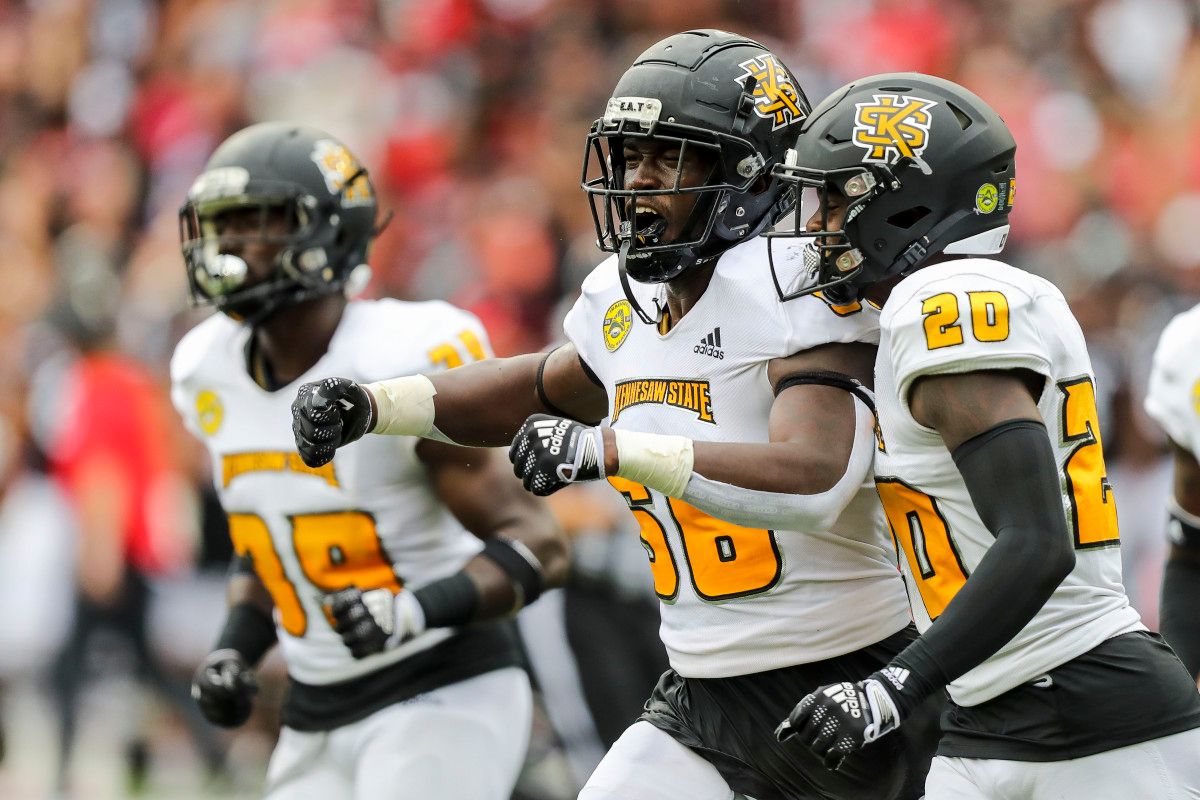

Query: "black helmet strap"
<box><xmin>618</xmin><ymin>238</ymin><xmax>663</xmax><ymax>326</ymax></box>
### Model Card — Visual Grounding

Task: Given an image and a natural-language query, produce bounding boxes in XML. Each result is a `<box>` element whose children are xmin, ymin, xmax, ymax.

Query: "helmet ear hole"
<box><xmin>886</xmin><ymin>206</ymin><xmax>932</xmax><ymax>230</ymax></box>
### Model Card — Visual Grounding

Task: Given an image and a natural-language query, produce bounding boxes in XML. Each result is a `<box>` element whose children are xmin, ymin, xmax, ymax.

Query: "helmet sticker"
<box><xmin>188</xmin><ymin>166</ymin><xmax>250</xmax><ymax>202</ymax></box>
<box><xmin>604</xmin><ymin>97</ymin><xmax>663</xmax><ymax>128</ymax></box>
<box><xmin>974</xmin><ymin>183</ymin><xmax>999</xmax><ymax>214</ymax></box>
<box><xmin>603</xmin><ymin>299</ymin><xmax>633</xmax><ymax>352</ymax></box>
<box><xmin>852</xmin><ymin>94</ymin><xmax>937</xmax><ymax>166</ymax></box>
<box><xmin>311</xmin><ymin>140</ymin><xmax>373</xmax><ymax>207</ymax></box>
<box><xmin>736</xmin><ymin>55</ymin><xmax>805</xmax><ymax>131</ymax></box>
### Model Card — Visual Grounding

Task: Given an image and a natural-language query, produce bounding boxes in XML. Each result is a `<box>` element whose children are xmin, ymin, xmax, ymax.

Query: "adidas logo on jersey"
<box><xmin>821</xmin><ymin>682</ymin><xmax>862</xmax><ymax>719</ymax></box>
<box><xmin>533</xmin><ymin>418</ymin><xmax>572</xmax><ymax>456</ymax></box>
<box><xmin>694</xmin><ymin>327</ymin><xmax>725</xmax><ymax>359</ymax></box>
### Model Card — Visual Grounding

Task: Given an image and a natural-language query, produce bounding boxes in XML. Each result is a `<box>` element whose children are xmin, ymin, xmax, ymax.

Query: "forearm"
<box><xmin>216</xmin><ymin>565</ymin><xmax>277</xmax><ymax>666</ymax></box>
<box><xmin>428</xmin><ymin>354</ymin><xmax>547</xmax><ymax>445</ymax></box>
<box><xmin>1160</xmin><ymin>502</ymin><xmax>1200</xmax><ymax>679</ymax></box>
<box><xmin>885</xmin><ymin>420</ymin><xmax>1075</xmax><ymax>713</ymax></box>
<box><xmin>600</xmin><ymin>394</ymin><xmax>873</xmax><ymax>531</ymax></box>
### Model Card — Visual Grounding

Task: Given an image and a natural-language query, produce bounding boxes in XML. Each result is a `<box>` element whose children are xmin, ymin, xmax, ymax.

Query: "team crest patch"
<box><xmin>852</xmin><ymin>94</ymin><xmax>937</xmax><ymax>166</ymax></box>
<box><xmin>604</xmin><ymin>300</ymin><xmax>633</xmax><ymax>352</ymax></box>
<box><xmin>736</xmin><ymin>55</ymin><xmax>806</xmax><ymax>131</ymax></box>
<box><xmin>311</xmin><ymin>140</ymin><xmax>373</xmax><ymax>206</ymax></box>
<box><xmin>196</xmin><ymin>390</ymin><xmax>223</xmax><ymax>435</ymax></box>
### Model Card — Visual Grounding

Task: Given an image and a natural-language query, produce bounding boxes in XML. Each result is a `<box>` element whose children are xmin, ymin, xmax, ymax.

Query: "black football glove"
<box><xmin>775</xmin><ymin>672</ymin><xmax>902</xmax><ymax>770</ymax></box>
<box><xmin>292</xmin><ymin>377</ymin><xmax>374</xmax><ymax>468</ymax></box>
<box><xmin>323</xmin><ymin>587</ymin><xmax>426</xmax><ymax>659</ymax></box>
<box><xmin>508</xmin><ymin>414</ymin><xmax>605</xmax><ymax>496</ymax></box>
<box><xmin>191</xmin><ymin>649</ymin><xmax>258</xmax><ymax>728</ymax></box>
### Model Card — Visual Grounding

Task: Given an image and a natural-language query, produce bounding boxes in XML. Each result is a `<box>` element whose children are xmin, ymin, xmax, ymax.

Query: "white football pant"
<box><xmin>925</xmin><ymin>727</ymin><xmax>1200</xmax><ymax>800</ymax></box>
<box><xmin>263</xmin><ymin>666</ymin><xmax>532</xmax><ymax>800</ymax></box>
<box><xmin>579</xmin><ymin>720</ymin><xmax>745</xmax><ymax>800</ymax></box>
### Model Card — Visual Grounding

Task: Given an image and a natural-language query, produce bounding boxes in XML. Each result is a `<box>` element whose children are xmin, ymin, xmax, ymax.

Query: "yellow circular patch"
<box><xmin>603</xmin><ymin>300</ymin><xmax>633</xmax><ymax>352</ymax></box>
<box><xmin>1192</xmin><ymin>379</ymin><xmax>1200</xmax><ymax>417</ymax></box>
<box><xmin>975</xmin><ymin>183</ymin><xmax>999</xmax><ymax>214</ymax></box>
<box><xmin>196</xmin><ymin>390</ymin><xmax>223</xmax><ymax>435</ymax></box>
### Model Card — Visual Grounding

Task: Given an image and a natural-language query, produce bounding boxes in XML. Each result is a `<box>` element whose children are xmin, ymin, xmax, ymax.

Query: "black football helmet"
<box><xmin>179</xmin><ymin>122</ymin><xmax>379</xmax><ymax>323</ymax></box>
<box><xmin>768</xmin><ymin>72</ymin><xmax>1016</xmax><ymax>304</ymax></box>
<box><xmin>582</xmin><ymin>29</ymin><xmax>809</xmax><ymax>315</ymax></box>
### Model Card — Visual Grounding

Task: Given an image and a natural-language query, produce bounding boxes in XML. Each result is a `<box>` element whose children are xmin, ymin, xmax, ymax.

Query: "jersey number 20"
<box><xmin>879</xmin><ymin>375</ymin><xmax>1119</xmax><ymax>619</ymax></box>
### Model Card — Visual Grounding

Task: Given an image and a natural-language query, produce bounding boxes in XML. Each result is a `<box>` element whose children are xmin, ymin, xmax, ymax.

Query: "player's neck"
<box><xmin>662</xmin><ymin>263</ymin><xmax>716</xmax><ymax>330</ymax></box>
<box><xmin>251</xmin><ymin>295</ymin><xmax>346</xmax><ymax>390</ymax></box>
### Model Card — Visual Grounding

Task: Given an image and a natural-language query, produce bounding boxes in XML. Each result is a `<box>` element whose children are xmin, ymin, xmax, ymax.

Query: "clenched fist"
<box><xmin>508</xmin><ymin>414</ymin><xmax>605</xmax><ymax>496</ymax></box>
<box><xmin>292</xmin><ymin>377</ymin><xmax>374</xmax><ymax>467</ymax></box>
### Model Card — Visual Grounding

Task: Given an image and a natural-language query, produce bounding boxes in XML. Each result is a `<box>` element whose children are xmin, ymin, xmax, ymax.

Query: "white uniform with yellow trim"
<box><xmin>1145</xmin><ymin>304</ymin><xmax>1200</xmax><ymax>456</ymax></box>
<box><xmin>172</xmin><ymin>298</ymin><xmax>496</xmax><ymax>685</ymax></box>
<box><xmin>875</xmin><ymin>259</ymin><xmax>1144</xmax><ymax>708</ymax></box>
<box><xmin>171</xmin><ymin>298</ymin><xmax>531</xmax><ymax>800</ymax></box>
<box><xmin>564</xmin><ymin>235</ymin><xmax>913</xmax><ymax>680</ymax></box>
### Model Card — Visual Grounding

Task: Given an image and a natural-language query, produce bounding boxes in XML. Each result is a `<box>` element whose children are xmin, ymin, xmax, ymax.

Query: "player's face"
<box><xmin>806</xmin><ymin>184</ymin><xmax>851</xmax><ymax>256</ymax></box>
<box><xmin>211</xmin><ymin>205</ymin><xmax>291</xmax><ymax>284</ymax></box>
<box><xmin>622</xmin><ymin>138</ymin><xmax>716</xmax><ymax>245</ymax></box>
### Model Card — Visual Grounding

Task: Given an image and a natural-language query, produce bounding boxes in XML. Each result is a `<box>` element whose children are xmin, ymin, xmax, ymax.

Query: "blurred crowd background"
<box><xmin>0</xmin><ymin>0</ymin><xmax>1197</xmax><ymax>796</ymax></box>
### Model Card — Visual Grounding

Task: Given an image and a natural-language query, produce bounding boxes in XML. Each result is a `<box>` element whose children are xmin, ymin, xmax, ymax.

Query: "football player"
<box><xmin>1145</xmin><ymin>309</ymin><xmax>1200</xmax><ymax>682</ymax></box>
<box><xmin>292</xmin><ymin>30</ymin><xmax>940</xmax><ymax>800</ymax></box>
<box><xmin>771</xmin><ymin>73</ymin><xmax>1200</xmax><ymax>798</ymax></box>
<box><xmin>171</xmin><ymin>122</ymin><xmax>567</xmax><ymax>799</ymax></box>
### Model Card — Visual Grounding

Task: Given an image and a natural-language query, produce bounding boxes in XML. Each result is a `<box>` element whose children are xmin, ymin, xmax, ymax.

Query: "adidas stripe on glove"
<box><xmin>508</xmin><ymin>414</ymin><xmax>605</xmax><ymax>496</ymax></box>
<box><xmin>775</xmin><ymin>668</ymin><xmax>905</xmax><ymax>770</ymax></box>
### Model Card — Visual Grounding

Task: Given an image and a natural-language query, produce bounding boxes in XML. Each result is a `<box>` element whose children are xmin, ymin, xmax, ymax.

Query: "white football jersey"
<box><xmin>1145</xmin><ymin>304</ymin><xmax>1200</xmax><ymax>457</ymax></box>
<box><xmin>564</xmin><ymin>235</ymin><xmax>912</xmax><ymax>679</ymax></box>
<box><xmin>171</xmin><ymin>299</ymin><xmax>492</xmax><ymax>685</ymax></box>
<box><xmin>875</xmin><ymin>259</ymin><xmax>1144</xmax><ymax>707</ymax></box>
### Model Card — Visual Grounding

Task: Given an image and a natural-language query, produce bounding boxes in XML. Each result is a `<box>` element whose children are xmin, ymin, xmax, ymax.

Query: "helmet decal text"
<box><xmin>736</xmin><ymin>55</ymin><xmax>805</xmax><ymax>131</ymax></box>
<box><xmin>311</xmin><ymin>140</ymin><xmax>373</xmax><ymax>206</ymax></box>
<box><xmin>852</xmin><ymin>94</ymin><xmax>937</xmax><ymax>165</ymax></box>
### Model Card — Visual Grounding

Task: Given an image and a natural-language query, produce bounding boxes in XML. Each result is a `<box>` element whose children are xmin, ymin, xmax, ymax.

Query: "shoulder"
<box><xmin>1152</xmin><ymin>305</ymin><xmax>1200</xmax><ymax>366</ymax></box>
<box><xmin>716</xmin><ymin>237</ymin><xmax>881</xmax><ymax>353</ymax></box>
<box><xmin>578</xmin><ymin>255</ymin><xmax>621</xmax><ymax>297</ymax></box>
<box><xmin>339</xmin><ymin>298</ymin><xmax>490</xmax><ymax>380</ymax></box>
<box><xmin>1145</xmin><ymin>304</ymin><xmax>1200</xmax><ymax>449</ymax></box>
<box><xmin>881</xmin><ymin>259</ymin><xmax>1057</xmax><ymax>389</ymax></box>
<box><xmin>881</xmin><ymin>259</ymin><xmax>1051</xmax><ymax>328</ymax></box>
<box><xmin>170</xmin><ymin>313</ymin><xmax>241</xmax><ymax>389</ymax></box>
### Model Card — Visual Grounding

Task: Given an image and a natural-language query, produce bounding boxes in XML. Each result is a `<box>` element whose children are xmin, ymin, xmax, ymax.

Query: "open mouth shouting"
<box><xmin>626</xmin><ymin>202</ymin><xmax>669</xmax><ymax>246</ymax></box>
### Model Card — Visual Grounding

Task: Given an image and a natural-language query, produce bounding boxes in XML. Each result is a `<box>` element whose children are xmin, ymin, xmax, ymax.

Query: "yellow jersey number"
<box><xmin>921</xmin><ymin>291</ymin><xmax>1009</xmax><ymax>350</ymax></box>
<box><xmin>227</xmin><ymin>511</ymin><xmax>400</xmax><ymax>637</ymax></box>
<box><xmin>608</xmin><ymin>476</ymin><xmax>782</xmax><ymax>601</ymax></box>
<box><xmin>879</xmin><ymin>375</ymin><xmax>1118</xmax><ymax>619</ymax></box>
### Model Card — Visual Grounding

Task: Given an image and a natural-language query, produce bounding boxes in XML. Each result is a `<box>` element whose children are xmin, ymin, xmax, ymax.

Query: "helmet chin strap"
<box><xmin>617</xmin><ymin>238</ymin><xmax>663</xmax><ymax>326</ymax></box>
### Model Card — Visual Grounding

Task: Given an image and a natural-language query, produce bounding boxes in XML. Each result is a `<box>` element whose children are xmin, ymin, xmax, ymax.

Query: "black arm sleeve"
<box><xmin>886</xmin><ymin>419</ymin><xmax>1076</xmax><ymax>715</ymax></box>
<box><xmin>1160</xmin><ymin>508</ymin><xmax>1200</xmax><ymax>680</ymax></box>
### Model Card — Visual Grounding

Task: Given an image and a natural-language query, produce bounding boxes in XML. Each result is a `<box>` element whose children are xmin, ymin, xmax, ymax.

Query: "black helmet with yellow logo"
<box><xmin>179</xmin><ymin>122</ymin><xmax>380</xmax><ymax>324</ymax></box>
<box><xmin>769</xmin><ymin>72</ymin><xmax>1016</xmax><ymax>304</ymax></box>
<box><xmin>582</xmin><ymin>29</ymin><xmax>809</xmax><ymax>302</ymax></box>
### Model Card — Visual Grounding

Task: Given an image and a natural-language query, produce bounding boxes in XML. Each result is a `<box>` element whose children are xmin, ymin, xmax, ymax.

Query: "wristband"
<box><xmin>1168</xmin><ymin>500</ymin><xmax>1200</xmax><ymax>550</ymax></box>
<box><xmin>361</xmin><ymin>375</ymin><xmax>445</xmax><ymax>439</ymax></box>
<box><xmin>412</xmin><ymin>572</ymin><xmax>479</xmax><ymax>629</ymax></box>
<box><xmin>614</xmin><ymin>429</ymin><xmax>695</xmax><ymax>499</ymax></box>
<box><xmin>214</xmin><ymin>603</ymin><xmax>277</xmax><ymax>666</ymax></box>
<box><xmin>481</xmin><ymin>537</ymin><xmax>545</xmax><ymax>609</ymax></box>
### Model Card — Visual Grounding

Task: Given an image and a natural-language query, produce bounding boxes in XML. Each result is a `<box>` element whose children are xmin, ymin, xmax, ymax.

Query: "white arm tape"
<box><xmin>361</xmin><ymin>375</ymin><xmax>456</xmax><ymax>444</ymax></box>
<box><xmin>613</xmin><ymin>429</ymin><xmax>695</xmax><ymax>499</ymax></box>
<box><xmin>679</xmin><ymin>395</ymin><xmax>876</xmax><ymax>532</ymax></box>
